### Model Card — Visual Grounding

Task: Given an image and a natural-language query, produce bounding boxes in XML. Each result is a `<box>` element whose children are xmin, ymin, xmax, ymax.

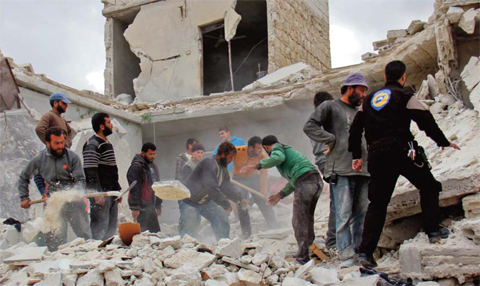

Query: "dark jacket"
<box><xmin>83</xmin><ymin>135</ymin><xmax>121</xmax><ymax>192</ymax></box>
<box><xmin>127</xmin><ymin>154</ymin><xmax>162</xmax><ymax>211</ymax></box>
<box><xmin>19</xmin><ymin>149</ymin><xmax>85</xmax><ymax>201</ymax></box>
<box><xmin>349</xmin><ymin>81</ymin><xmax>450</xmax><ymax>160</ymax></box>
<box><xmin>183</xmin><ymin>156</ymin><xmax>242</xmax><ymax>210</ymax></box>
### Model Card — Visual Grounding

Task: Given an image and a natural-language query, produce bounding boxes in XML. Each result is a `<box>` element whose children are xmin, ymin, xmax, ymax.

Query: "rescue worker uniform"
<box><xmin>349</xmin><ymin>80</ymin><xmax>452</xmax><ymax>260</ymax></box>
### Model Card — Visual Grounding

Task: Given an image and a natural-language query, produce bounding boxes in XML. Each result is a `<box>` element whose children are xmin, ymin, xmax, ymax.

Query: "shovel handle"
<box><xmin>28</xmin><ymin>192</ymin><xmax>120</xmax><ymax>205</ymax></box>
<box><xmin>29</xmin><ymin>199</ymin><xmax>46</xmax><ymax>205</ymax></box>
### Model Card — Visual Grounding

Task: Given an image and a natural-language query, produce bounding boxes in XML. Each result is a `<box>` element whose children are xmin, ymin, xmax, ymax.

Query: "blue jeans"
<box><xmin>331</xmin><ymin>176</ymin><xmax>369</xmax><ymax>259</ymax></box>
<box><xmin>178</xmin><ymin>200</ymin><xmax>230</xmax><ymax>241</ymax></box>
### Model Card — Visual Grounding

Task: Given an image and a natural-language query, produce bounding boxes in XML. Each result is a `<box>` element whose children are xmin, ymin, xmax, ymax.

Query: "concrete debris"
<box><xmin>310</xmin><ymin>267</ymin><xmax>340</xmax><ymax>285</ymax></box>
<box><xmin>387</xmin><ymin>29</ymin><xmax>408</xmax><ymax>42</ymax></box>
<box><xmin>361</xmin><ymin>52</ymin><xmax>379</xmax><ymax>62</ymax></box>
<box><xmin>3</xmin><ymin>246</ymin><xmax>47</xmax><ymax>265</ymax></box>
<box><xmin>243</xmin><ymin>63</ymin><xmax>313</xmax><ymax>91</ymax></box>
<box><xmin>461</xmin><ymin>56</ymin><xmax>480</xmax><ymax>92</ymax></box>
<box><xmin>294</xmin><ymin>259</ymin><xmax>314</xmax><ymax>278</ymax></box>
<box><xmin>463</xmin><ymin>193</ymin><xmax>480</xmax><ymax>219</ymax></box>
<box><xmin>407</xmin><ymin>20</ymin><xmax>426</xmax><ymax>34</ymax></box>
<box><xmin>334</xmin><ymin>274</ymin><xmax>379</xmax><ymax>286</ymax></box>
<box><xmin>446</xmin><ymin>6</ymin><xmax>464</xmax><ymax>23</ymax></box>
<box><xmin>282</xmin><ymin>277</ymin><xmax>314</xmax><ymax>285</ymax></box>
<box><xmin>460</xmin><ymin>218</ymin><xmax>480</xmax><ymax>245</ymax></box>
<box><xmin>35</xmin><ymin>273</ymin><xmax>62</xmax><ymax>286</ymax></box>
<box><xmin>459</xmin><ymin>8</ymin><xmax>478</xmax><ymax>34</ymax></box>
<box><xmin>256</xmin><ymin>228</ymin><xmax>292</xmax><ymax>240</ymax></box>
<box><xmin>164</xmin><ymin>249</ymin><xmax>216</xmax><ymax>270</ymax></box>
<box><xmin>215</xmin><ymin>238</ymin><xmax>243</xmax><ymax>259</ymax></box>
<box><xmin>237</xmin><ymin>268</ymin><xmax>262</xmax><ymax>285</ymax></box>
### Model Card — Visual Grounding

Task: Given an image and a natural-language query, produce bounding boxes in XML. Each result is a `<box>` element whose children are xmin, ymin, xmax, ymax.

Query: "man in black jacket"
<box><xmin>83</xmin><ymin>112</ymin><xmax>121</xmax><ymax>240</ymax></box>
<box><xmin>127</xmin><ymin>142</ymin><xmax>162</xmax><ymax>232</ymax></box>
<box><xmin>349</xmin><ymin>60</ymin><xmax>460</xmax><ymax>267</ymax></box>
<box><xmin>179</xmin><ymin>142</ymin><xmax>246</xmax><ymax>241</ymax></box>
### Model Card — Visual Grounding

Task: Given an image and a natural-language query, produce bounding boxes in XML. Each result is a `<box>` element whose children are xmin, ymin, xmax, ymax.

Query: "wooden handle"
<box><xmin>28</xmin><ymin>191</ymin><xmax>121</xmax><ymax>205</ymax></box>
<box><xmin>29</xmin><ymin>199</ymin><xmax>46</xmax><ymax>205</ymax></box>
<box><xmin>230</xmin><ymin>179</ymin><xmax>290</xmax><ymax>210</ymax></box>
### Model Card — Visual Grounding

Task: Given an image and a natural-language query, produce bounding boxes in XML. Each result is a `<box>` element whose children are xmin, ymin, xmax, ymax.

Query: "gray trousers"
<box><xmin>292</xmin><ymin>173</ymin><xmax>322</xmax><ymax>264</ymax></box>
<box><xmin>234</xmin><ymin>176</ymin><xmax>279</xmax><ymax>238</ymax></box>
<box><xmin>90</xmin><ymin>196</ymin><xmax>118</xmax><ymax>240</ymax></box>
<box><xmin>45</xmin><ymin>200</ymin><xmax>91</xmax><ymax>251</ymax></box>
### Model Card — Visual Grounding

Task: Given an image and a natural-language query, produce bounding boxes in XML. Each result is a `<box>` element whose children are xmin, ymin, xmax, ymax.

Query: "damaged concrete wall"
<box><xmin>267</xmin><ymin>0</ymin><xmax>330</xmax><ymax>73</ymax></box>
<box><xmin>103</xmin><ymin>0</ymin><xmax>330</xmax><ymax>103</ymax></box>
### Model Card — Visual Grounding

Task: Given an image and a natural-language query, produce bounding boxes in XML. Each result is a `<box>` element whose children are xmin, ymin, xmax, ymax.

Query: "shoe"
<box><xmin>357</xmin><ymin>253</ymin><xmax>378</xmax><ymax>268</ymax></box>
<box><xmin>427</xmin><ymin>227</ymin><xmax>450</xmax><ymax>243</ymax></box>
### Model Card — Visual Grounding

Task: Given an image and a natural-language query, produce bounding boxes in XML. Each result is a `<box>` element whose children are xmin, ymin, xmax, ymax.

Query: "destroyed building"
<box><xmin>101</xmin><ymin>0</ymin><xmax>331</xmax><ymax>102</ymax></box>
<box><xmin>0</xmin><ymin>0</ymin><xmax>480</xmax><ymax>285</ymax></box>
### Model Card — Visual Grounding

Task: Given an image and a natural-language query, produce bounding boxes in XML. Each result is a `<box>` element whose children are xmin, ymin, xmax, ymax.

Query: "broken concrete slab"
<box><xmin>387</xmin><ymin>29</ymin><xmax>408</xmax><ymax>41</ymax></box>
<box><xmin>461</xmin><ymin>56</ymin><xmax>480</xmax><ymax>92</ymax></box>
<box><xmin>3</xmin><ymin>246</ymin><xmax>47</xmax><ymax>265</ymax></box>
<box><xmin>243</xmin><ymin>63</ymin><xmax>312</xmax><ymax>91</ymax></box>
<box><xmin>151</xmin><ymin>181</ymin><xmax>191</xmax><ymax>201</ymax></box>
<box><xmin>310</xmin><ymin>267</ymin><xmax>340</xmax><ymax>285</ymax></box>
<box><xmin>446</xmin><ymin>6</ymin><xmax>464</xmax><ymax>23</ymax></box>
<box><xmin>417</xmin><ymin>282</ymin><xmax>440</xmax><ymax>286</ymax></box>
<box><xmin>407</xmin><ymin>20</ymin><xmax>426</xmax><ymax>34</ymax></box>
<box><xmin>294</xmin><ymin>260</ymin><xmax>314</xmax><ymax>278</ymax></box>
<box><xmin>459</xmin><ymin>8</ymin><xmax>478</xmax><ymax>34</ymax></box>
<box><xmin>164</xmin><ymin>249</ymin><xmax>216</xmax><ymax>271</ymax></box>
<box><xmin>76</xmin><ymin>269</ymin><xmax>104</xmax><ymax>286</ymax></box>
<box><xmin>256</xmin><ymin>228</ymin><xmax>292</xmax><ymax>240</ymax></box>
<box><xmin>35</xmin><ymin>273</ymin><xmax>63</xmax><ymax>286</ymax></box>
<box><xmin>237</xmin><ymin>268</ymin><xmax>262</xmax><ymax>285</ymax></box>
<box><xmin>215</xmin><ymin>238</ymin><xmax>243</xmax><ymax>259</ymax></box>
<box><xmin>372</xmin><ymin>39</ymin><xmax>389</xmax><ymax>51</ymax></box>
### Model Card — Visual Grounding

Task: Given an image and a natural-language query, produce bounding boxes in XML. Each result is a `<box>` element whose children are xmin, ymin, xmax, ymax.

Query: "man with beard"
<box><xmin>240</xmin><ymin>135</ymin><xmax>322</xmax><ymax>265</ymax></box>
<box><xmin>83</xmin><ymin>112</ymin><xmax>121</xmax><ymax>240</ymax></box>
<box><xmin>233</xmin><ymin>136</ymin><xmax>279</xmax><ymax>239</ymax></box>
<box><xmin>127</xmin><ymin>142</ymin><xmax>162</xmax><ymax>232</ymax></box>
<box><xmin>179</xmin><ymin>142</ymin><xmax>247</xmax><ymax>241</ymax></box>
<box><xmin>304</xmin><ymin>73</ymin><xmax>370</xmax><ymax>267</ymax></box>
<box><xmin>349</xmin><ymin>61</ymin><xmax>460</xmax><ymax>267</ymax></box>
<box><xmin>34</xmin><ymin>93</ymin><xmax>75</xmax><ymax>200</ymax></box>
<box><xmin>19</xmin><ymin>127</ymin><xmax>91</xmax><ymax>251</ymax></box>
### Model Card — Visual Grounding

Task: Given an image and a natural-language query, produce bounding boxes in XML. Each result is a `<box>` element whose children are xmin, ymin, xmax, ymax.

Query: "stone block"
<box><xmin>35</xmin><ymin>273</ymin><xmax>62</xmax><ymax>286</ymax></box>
<box><xmin>463</xmin><ymin>193</ymin><xmax>480</xmax><ymax>219</ymax></box>
<box><xmin>269</xmin><ymin>255</ymin><xmax>285</xmax><ymax>269</ymax></box>
<box><xmin>459</xmin><ymin>8</ymin><xmax>477</xmax><ymax>34</ymax></box>
<box><xmin>252</xmin><ymin>252</ymin><xmax>268</xmax><ymax>266</ymax></box>
<box><xmin>310</xmin><ymin>267</ymin><xmax>340</xmax><ymax>285</ymax></box>
<box><xmin>446</xmin><ymin>6</ymin><xmax>464</xmax><ymax>23</ymax></box>
<box><xmin>62</xmin><ymin>273</ymin><xmax>78</xmax><ymax>286</ymax></box>
<box><xmin>237</xmin><ymin>268</ymin><xmax>262</xmax><ymax>285</ymax></box>
<box><xmin>265</xmin><ymin>274</ymin><xmax>278</xmax><ymax>285</ymax></box>
<box><xmin>224</xmin><ymin>272</ymin><xmax>241</xmax><ymax>286</ymax></box>
<box><xmin>4</xmin><ymin>246</ymin><xmax>48</xmax><ymax>265</ymax></box>
<box><xmin>461</xmin><ymin>56</ymin><xmax>480</xmax><ymax>92</ymax></box>
<box><xmin>205</xmin><ymin>280</ymin><xmax>229</xmax><ymax>286</ymax></box>
<box><xmin>416</xmin><ymin>282</ymin><xmax>440</xmax><ymax>286</ymax></box>
<box><xmin>387</xmin><ymin>29</ymin><xmax>408</xmax><ymax>40</ymax></box>
<box><xmin>373</xmin><ymin>39</ymin><xmax>388</xmax><ymax>51</ymax></box>
<box><xmin>215</xmin><ymin>238</ymin><xmax>243</xmax><ymax>259</ymax></box>
<box><xmin>77</xmin><ymin>269</ymin><xmax>104</xmax><ymax>286</ymax></box>
<box><xmin>256</xmin><ymin>227</ymin><xmax>292</xmax><ymax>239</ymax></box>
<box><xmin>407</xmin><ymin>20</ymin><xmax>426</xmax><ymax>35</ymax></box>
<box><xmin>27</xmin><ymin>259</ymin><xmax>70</xmax><ymax>278</ymax></box>
<box><xmin>399</xmin><ymin>244</ymin><xmax>423</xmax><ymax>278</ymax></box>
<box><xmin>294</xmin><ymin>260</ymin><xmax>314</xmax><ymax>278</ymax></box>
<box><xmin>164</xmin><ymin>250</ymin><xmax>216</xmax><ymax>271</ymax></box>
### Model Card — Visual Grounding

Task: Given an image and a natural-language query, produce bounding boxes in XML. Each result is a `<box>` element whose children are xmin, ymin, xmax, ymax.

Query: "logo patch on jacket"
<box><xmin>371</xmin><ymin>89</ymin><xmax>391</xmax><ymax>111</ymax></box>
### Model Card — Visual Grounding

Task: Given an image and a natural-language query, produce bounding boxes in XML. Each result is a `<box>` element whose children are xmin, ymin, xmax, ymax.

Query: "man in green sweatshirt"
<box><xmin>241</xmin><ymin>135</ymin><xmax>322</xmax><ymax>265</ymax></box>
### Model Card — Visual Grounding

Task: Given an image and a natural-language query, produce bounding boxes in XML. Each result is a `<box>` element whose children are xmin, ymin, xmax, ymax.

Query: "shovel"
<box><xmin>29</xmin><ymin>191</ymin><xmax>122</xmax><ymax>205</ymax></box>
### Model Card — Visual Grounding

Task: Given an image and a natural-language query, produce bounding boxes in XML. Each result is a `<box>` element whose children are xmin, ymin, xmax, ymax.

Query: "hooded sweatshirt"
<box><xmin>127</xmin><ymin>154</ymin><xmax>162</xmax><ymax>210</ymax></box>
<box><xmin>258</xmin><ymin>144</ymin><xmax>318</xmax><ymax>198</ymax></box>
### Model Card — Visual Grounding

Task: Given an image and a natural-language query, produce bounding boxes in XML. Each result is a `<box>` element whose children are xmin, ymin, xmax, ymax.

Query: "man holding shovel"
<box><xmin>241</xmin><ymin>135</ymin><xmax>322</xmax><ymax>265</ymax></box>
<box><xmin>83</xmin><ymin>112</ymin><xmax>121</xmax><ymax>240</ymax></box>
<box><xmin>127</xmin><ymin>142</ymin><xmax>162</xmax><ymax>232</ymax></box>
<box><xmin>18</xmin><ymin>127</ymin><xmax>91</xmax><ymax>251</ymax></box>
<box><xmin>233</xmin><ymin>136</ymin><xmax>279</xmax><ymax>239</ymax></box>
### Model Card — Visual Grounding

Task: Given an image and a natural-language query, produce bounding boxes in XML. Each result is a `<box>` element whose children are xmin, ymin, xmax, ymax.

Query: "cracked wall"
<box><xmin>103</xmin><ymin>0</ymin><xmax>330</xmax><ymax>103</ymax></box>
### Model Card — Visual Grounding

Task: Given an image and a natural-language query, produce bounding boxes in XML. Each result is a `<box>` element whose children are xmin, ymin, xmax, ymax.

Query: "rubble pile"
<box><xmin>0</xmin><ymin>229</ymin><xmax>382</xmax><ymax>286</ymax></box>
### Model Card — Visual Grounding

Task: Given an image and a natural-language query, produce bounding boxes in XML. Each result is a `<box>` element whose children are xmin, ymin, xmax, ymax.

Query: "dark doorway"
<box><xmin>202</xmin><ymin>0</ymin><xmax>268</xmax><ymax>95</ymax></box>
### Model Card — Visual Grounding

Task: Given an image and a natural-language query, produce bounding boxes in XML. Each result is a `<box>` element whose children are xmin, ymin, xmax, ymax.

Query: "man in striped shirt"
<box><xmin>83</xmin><ymin>112</ymin><xmax>121</xmax><ymax>240</ymax></box>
